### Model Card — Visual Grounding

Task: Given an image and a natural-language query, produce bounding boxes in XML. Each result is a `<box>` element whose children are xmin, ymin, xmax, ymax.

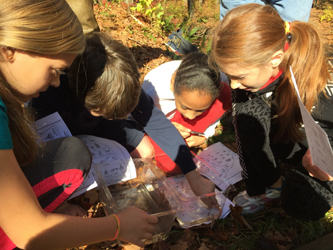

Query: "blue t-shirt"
<box><xmin>0</xmin><ymin>96</ymin><xmax>13</xmax><ymax>149</ymax></box>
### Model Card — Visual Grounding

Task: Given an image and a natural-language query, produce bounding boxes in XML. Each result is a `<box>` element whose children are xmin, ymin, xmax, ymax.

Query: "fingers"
<box><xmin>117</xmin><ymin>208</ymin><xmax>158</xmax><ymax>247</ymax></box>
<box><xmin>122</xmin><ymin>221</ymin><xmax>156</xmax><ymax>247</ymax></box>
<box><xmin>132</xmin><ymin>239</ymin><xmax>145</xmax><ymax>248</ymax></box>
<box><xmin>200</xmin><ymin>194</ymin><xmax>218</xmax><ymax>209</ymax></box>
<box><xmin>180</xmin><ymin>131</ymin><xmax>191</xmax><ymax>139</ymax></box>
<box><xmin>171</xmin><ymin>122</ymin><xmax>191</xmax><ymax>138</ymax></box>
<box><xmin>210</xmin><ymin>196</ymin><xmax>219</xmax><ymax>208</ymax></box>
<box><xmin>147</xmin><ymin>215</ymin><xmax>159</xmax><ymax>224</ymax></box>
<box><xmin>304</xmin><ymin>162</ymin><xmax>333</xmax><ymax>181</ymax></box>
<box><xmin>302</xmin><ymin>149</ymin><xmax>313</xmax><ymax>168</ymax></box>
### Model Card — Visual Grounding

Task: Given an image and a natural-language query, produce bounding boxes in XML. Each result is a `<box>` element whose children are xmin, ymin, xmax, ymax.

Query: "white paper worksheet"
<box><xmin>193</xmin><ymin>142</ymin><xmax>243</xmax><ymax>191</ymax></box>
<box><xmin>35</xmin><ymin>112</ymin><xmax>72</xmax><ymax>141</ymax></box>
<box><xmin>290</xmin><ymin>67</ymin><xmax>333</xmax><ymax>177</ymax></box>
<box><xmin>72</xmin><ymin>135</ymin><xmax>137</xmax><ymax>197</ymax></box>
<box><xmin>35</xmin><ymin>112</ymin><xmax>137</xmax><ymax>198</ymax></box>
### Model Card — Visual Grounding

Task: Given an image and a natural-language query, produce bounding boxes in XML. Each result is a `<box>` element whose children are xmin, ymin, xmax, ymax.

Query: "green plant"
<box><xmin>131</xmin><ymin>0</ymin><xmax>166</xmax><ymax>33</ymax></box>
<box><xmin>320</xmin><ymin>5</ymin><xmax>333</xmax><ymax>22</ymax></box>
<box><xmin>165</xmin><ymin>2</ymin><xmax>187</xmax><ymax>20</ymax></box>
<box><xmin>198</xmin><ymin>16</ymin><xmax>208</xmax><ymax>23</ymax></box>
<box><xmin>126</xmin><ymin>25</ymin><xmax>134</xmax><ymax>34</ymax></box>
<box><xmin>162</xmin><ymin>14</ymin><xmax>175</xmax><ymax>34</ymax></box>
<box><xmin>181</xmin><ymin>25</ymin><xmax>201</xmax><ymax>43</ymax></box>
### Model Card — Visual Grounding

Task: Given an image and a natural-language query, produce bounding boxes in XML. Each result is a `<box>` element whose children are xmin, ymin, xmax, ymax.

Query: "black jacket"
<box><xmin>32</xmin><ymin>75</ymin><xmax>196</xmax><ymax>174</ymax></box>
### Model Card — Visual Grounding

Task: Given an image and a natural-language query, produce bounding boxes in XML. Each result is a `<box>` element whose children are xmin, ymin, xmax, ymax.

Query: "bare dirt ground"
<box><xmin>95</xmin><ymin>1</ymin><xmax>333</xmax><ymax>81</ymax></box>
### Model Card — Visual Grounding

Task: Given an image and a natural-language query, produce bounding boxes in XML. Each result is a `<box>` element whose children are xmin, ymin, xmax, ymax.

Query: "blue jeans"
<box><xmin>220</xmin><ymin>0</ymin><xmax>313</xmax><ymax>22</ymax></box>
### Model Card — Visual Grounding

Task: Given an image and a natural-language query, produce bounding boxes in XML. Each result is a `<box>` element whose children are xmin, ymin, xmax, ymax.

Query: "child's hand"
<box><xmin>171</xmin><ymin>122</ymin><xmax>191</xmax><ymax>138</ymax></box>
<box><xmin>185</xmin><ymin>134</ymin><xmax>206</xmax><ymax>147</ymax></box>
<box><xmin>116</xmin><ymin>206</ymin><xmax>158</xmax><ymax>247</ymax></box>
<box><xmin>53</xmin><ymin>202</ymin><xmax>87</xmax><ymax>217</ymax></box>
<box><xmin>185</xmin><ymin>170</ymin><xmax>219</xmax><ymax>209</ymax></box>
<box><xmin>302</xmin><ymin>149</ymin><xmax>333</xmax><ymax>181</ymax></box>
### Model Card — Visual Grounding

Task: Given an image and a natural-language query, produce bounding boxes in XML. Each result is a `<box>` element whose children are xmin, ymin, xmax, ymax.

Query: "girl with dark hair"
<box><xmin>142</xmin><ymin>52</ymin><xmax>232</xmax><ymax>174</ymax></box>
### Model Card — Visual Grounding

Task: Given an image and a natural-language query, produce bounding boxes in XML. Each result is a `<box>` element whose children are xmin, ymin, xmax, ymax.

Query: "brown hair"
<box><xmin>210</xmin><ymin>3</ymin><xmax>331</xmax><ymax>143</ymax></box>
<box><xmin>0</xmin><ymin>0</ymin><xmax>85</xmax><ymax>166</ymax></box>
<box><xmin>68</xmin><ymin>33</ymin><xmax>141</xmax><ymax>120</ymax></box>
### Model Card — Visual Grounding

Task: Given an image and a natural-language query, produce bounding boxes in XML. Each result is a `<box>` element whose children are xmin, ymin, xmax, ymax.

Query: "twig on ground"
<box><xmin>241</xmin><ymin>215</ymin><xmax>253</xmax><ymax>231</ymax></box>
<box><xmin>130</xmin><ymin>14</ymin><xmax>143</xmax><ymax>25</ymax></box>
<box><xmin>128</xmin><ymin>37</ymin><xmax>143</xmax><ymax>45</ymax></box>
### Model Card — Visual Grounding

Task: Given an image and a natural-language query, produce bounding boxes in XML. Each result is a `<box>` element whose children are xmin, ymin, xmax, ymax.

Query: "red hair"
<box><xmin>210</xmin><ymin>3</ymin><xmax>331</xmax><ymax>143</ymax></box>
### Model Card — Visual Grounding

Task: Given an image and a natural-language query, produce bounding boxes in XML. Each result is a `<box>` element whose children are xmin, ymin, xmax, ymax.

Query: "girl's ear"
<box><xmin>270</xmin><ymin>50</ymin><xmax>284</xmax><ymax>68</ymax></box>
<box><xmin>170</xmin><ymin>70</ymin><xmax>177</xmax><ymax>92</ymax></box>
<box><xmin>0</xmin><ymin>47</ymin><xmax>16</xmax><ymax>62</ymax></box>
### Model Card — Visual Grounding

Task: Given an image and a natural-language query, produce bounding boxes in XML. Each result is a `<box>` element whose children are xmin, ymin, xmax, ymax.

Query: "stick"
<box><xmin>130</xmin><ymin>14</ymin><xmax>143</xmax><ymax>25</ymax></box>
<box><xmin>128</xmin><ymin>37</ymin><xmax>143</xmax><ymax>45</ymax></box>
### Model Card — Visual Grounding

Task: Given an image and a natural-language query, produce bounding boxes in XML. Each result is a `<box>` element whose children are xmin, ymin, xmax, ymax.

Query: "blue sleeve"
<box><xmin>131</xmin><ymin>88</ymin><xmax>196</xmax><ymax>174</ymax></box>
<box><xmin>0</xmin><ymin>97</ymin><xmax>13</xmax><ymax>150</ymax></box>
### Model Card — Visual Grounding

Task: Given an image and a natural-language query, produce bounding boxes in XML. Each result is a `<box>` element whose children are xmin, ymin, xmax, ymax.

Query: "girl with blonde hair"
<box><xmin>210</xmin><ymin>3</ymin><xmax>333</xmax><ymax>220</ymax></box>
<box><xmin>0</xmin><ymin>1</ymin><xmax>157</xmax><ymax>249</ymax></box>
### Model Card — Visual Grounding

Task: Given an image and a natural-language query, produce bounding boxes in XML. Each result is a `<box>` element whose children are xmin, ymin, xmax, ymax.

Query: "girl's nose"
<box><xmin>185</xmin><ymin>110</ymin><xmax>197</xmax><ymax>120</ymax></box>
<box><xmin>230</xmin><ymin>80</ymin><xmax>241</xmax><ymax>89</ymax></box>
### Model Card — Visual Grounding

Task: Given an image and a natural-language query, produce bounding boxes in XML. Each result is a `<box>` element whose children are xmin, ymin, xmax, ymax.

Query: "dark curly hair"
<box><xmin>173</xmin><ymin>52</ymin><xmax>222</xmax><ymax>98</ymax></box>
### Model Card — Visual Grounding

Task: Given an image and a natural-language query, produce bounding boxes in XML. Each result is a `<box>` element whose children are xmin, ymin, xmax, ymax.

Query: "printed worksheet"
<box><xmin>72</xmin><ymin>135</ymin><xmax>136</xmax><ymax>197</ymax></box>
<box><xmin>35</xmin><ymin>112</ymin><xmax>72</xmax><ymax>141</ymax></box>
<box><xmin>290</xmin><ymin>67</ymin><xmax>333</xmax><ymax>177</ymax></box>
<box><xmin>35</xmin><ymin>112</ymin><xmax>137</xmax><ymax>198</ymax></box>
<box><xmin>193</xmin><ymin>142</ymin><xmax>243</xmax><ymax>191</ymax></box>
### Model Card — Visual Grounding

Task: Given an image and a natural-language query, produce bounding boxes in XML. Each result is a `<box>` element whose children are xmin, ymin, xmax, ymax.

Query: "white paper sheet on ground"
<box><xmin>167</xmin><ymin>175</ymin><xmax>233</xmax><ymax>228</ymax></box>
<box><xmin>290</xmin><ymin>67</ymin><xmax>333</xmax><ymax>177</ymax></box>
<box><xmin>71</xmin><ymin>135</ymin><xmax>137</xmax><ymax>197</ymax></box>
<box><xmin>35</xmin><ymin>112</ymin><xmax>72</xmax><ymax>141</ymax></box>
<box><xmin>193</xmin><ymin>142</ymin><xmax>243</xmax><ymax>191</ymax></box>
<box><xmin>35</xmin><ymin>112</ymin><xmax>137</xmax><ymax>198</ymax></box>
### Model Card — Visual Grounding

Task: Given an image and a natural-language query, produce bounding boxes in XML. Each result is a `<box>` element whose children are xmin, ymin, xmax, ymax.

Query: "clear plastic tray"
<box><xmin>94</xmin><ymin>158</ymin><xmax>185</xmax><ymax>243</ymax></box>
<box><xmin>165</xmin><ymin>155</ymin><xmax>234</xmax><ymax>228</ymax></box>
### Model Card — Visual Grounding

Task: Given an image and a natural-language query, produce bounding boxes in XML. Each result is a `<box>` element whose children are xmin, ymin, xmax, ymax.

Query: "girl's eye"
<box><xmin>55</xmin><ymin>69</ymin><xmax>68</xmax><ymax>75</ymax></box>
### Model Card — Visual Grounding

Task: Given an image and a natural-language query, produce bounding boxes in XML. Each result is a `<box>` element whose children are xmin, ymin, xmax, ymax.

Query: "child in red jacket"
<box><xmin>142</xmin><ymin>52</ymin><xmax>232</xmax><ymax>174</ymax></box>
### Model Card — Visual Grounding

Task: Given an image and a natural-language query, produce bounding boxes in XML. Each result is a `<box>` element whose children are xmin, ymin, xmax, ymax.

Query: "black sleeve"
<box><xmin>131</xmin><ymin>88</ymin><xmax>196</xmax><ymax>174</ymax></box>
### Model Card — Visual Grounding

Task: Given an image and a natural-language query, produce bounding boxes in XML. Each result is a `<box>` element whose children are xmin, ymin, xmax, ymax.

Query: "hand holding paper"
<box><xmin>290</xmin><ymin>67</ymin><xmax>333</xmax><ymax>178</ymax></box>
<box><xmin>302</xmin><ymin>149</ymin><xmax>333</xmax><ymax>181</ymax></box>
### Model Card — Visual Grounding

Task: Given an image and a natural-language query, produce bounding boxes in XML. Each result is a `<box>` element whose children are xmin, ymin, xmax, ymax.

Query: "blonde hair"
<box><xmin>210</xmin><ymin>3</ymin><xmax>331</xmax><ymax>143</ymax></box>
<box><xmin>68</xmin><ymin>33</ymin><xmax>141</xmax><ymax>120</ymax></box>
<box><xmin>0</xmin><ymin>0</ymin><xmax>85</xmax><ymax>166</ymax></box>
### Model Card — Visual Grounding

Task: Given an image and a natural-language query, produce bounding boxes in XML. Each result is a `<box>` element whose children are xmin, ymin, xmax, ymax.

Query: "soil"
<box><xmin>69</xmin><ymin>1</ymin><xmax>333</xmax><ymax>249</ymax></box>
<box><xmin>95</xmin><ymin>0</ymin><xmax>333</xmax><ymax>83</ymax></box>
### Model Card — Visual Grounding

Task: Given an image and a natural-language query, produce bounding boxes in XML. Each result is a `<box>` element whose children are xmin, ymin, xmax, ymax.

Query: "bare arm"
<box><xmin>0</xmin><ymin>149</ymin><xmax>157</xmax><ymax>249</ymax></box>
<box><xmin>185</xmin><ymin>169</ymin><xmax>218</xmax><ymax>208</ymax></box>
<box><xmin>302</xmin><ymin>149</ymin><xmax>333</xmax><ymax>181</ymax></box>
